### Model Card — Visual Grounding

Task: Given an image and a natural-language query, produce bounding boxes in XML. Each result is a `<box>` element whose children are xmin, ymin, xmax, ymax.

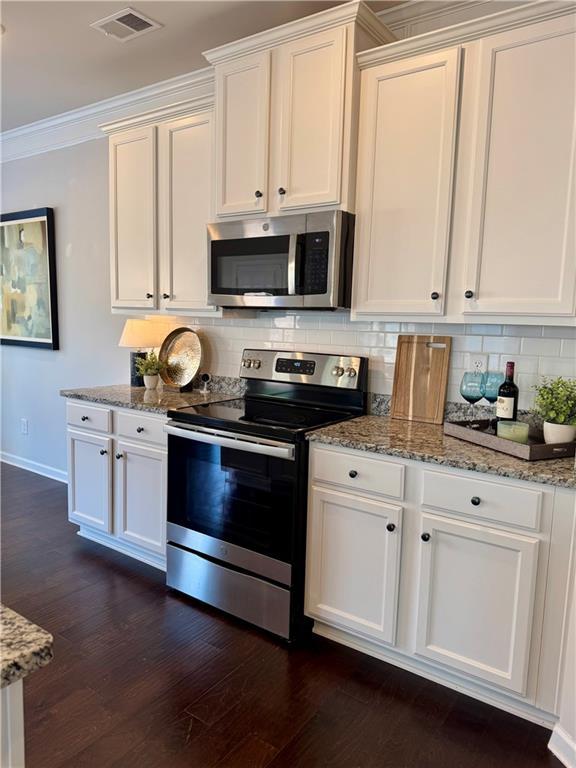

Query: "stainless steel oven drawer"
<box><xmin>167</xmin><ymin>544</ymin><xmax>291</xmax><ymax>638</ymax></box>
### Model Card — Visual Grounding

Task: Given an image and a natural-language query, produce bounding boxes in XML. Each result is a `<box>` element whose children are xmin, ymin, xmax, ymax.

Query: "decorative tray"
<box><xmin>444</xmin><ymin>420</ymin><xmax>576</xmax><ymax>461</ymax></box>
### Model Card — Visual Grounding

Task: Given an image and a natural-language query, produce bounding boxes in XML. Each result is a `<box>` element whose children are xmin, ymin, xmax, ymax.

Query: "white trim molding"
<box><xmin>0</xmin><ymin>67</ymin><xmax>214</xmax><ymax>163</ymax></box>
<box><xmin>549</xmin><ymin>725</ymin><xmax>576</xmax><ymax>768</ymax></box>
<box><xmin>362</xmin><ymin>0</ymin><xmax>576</xmax><ymax>65</ymax></box>
<box><xmin>203</xmin><ymin>0</ymin><xmax>395</xmax><ymax>65</ymax></box>
<box><xmin>1</xmin><ymin>452</ymin><xmax>68</xmax><ymax>483</ymax></box>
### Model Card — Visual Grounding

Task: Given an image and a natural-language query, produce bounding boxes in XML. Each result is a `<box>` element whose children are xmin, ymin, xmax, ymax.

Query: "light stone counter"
<box><xmin>309</xmin><ymin>415</ymin><xmax>576</xmax><ymax>489</ymax></box>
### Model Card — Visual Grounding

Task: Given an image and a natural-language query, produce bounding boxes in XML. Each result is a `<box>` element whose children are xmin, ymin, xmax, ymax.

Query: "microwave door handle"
<box><xmin>164</xmin><ymin>424</ymin><xmax>295</xmax><ymax>461</ymax></box>
<box><xmin>287</xmin><ymin>233</ymin><xmax>297</xmax><ymax>296</ymax></box>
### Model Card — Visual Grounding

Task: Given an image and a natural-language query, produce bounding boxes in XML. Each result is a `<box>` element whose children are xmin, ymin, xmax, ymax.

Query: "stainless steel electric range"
<box><xmin>165</xmin><ymin>348</ymin><xmax>368</xmax><ymax>641</ymax></box>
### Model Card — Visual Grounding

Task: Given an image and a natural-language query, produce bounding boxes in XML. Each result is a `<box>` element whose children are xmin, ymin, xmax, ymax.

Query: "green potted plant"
<box><xmin>135</xmin><ymin>351</ymin><xmax>165</xmax><ymax>390</ymax></box>
<box><xmin>532</xmin><ymin>377</ymin><xmax>576</xmax><ymax>444</ymax></box>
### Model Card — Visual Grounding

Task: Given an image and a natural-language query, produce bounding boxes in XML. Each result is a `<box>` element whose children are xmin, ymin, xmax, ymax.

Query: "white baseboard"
<box><xmin>77</xmin><ymin>528</ymin><xmax>166</xmax><ymax>572</ymax></box>
<box><xmin>313</xmin><ymin>622</ymin><xmax>557</xmax><ymax>729</ymax></box>
<box><xmin>0</xmin><ymin>452</ymin><xmax>68</xmax><ymax>484</ymax></box>
<box><xmin>549</xmin><ymin>725</ymin><xmax>576</xmax><ymax>768</ymax></box>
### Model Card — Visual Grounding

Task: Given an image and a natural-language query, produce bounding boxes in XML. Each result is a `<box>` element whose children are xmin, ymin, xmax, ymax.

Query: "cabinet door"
<box><xmin>276</xmin><ymin>27</ymin><xmax>346</xmax><ymax>211</ymax></box>
<box><xmin>462</xmin><ymin>17</ymin><xmax>576</xmax><ymax>316</ymax></box>
<box><xmin>415</xmin><ymin>513</ymin><xmax>539</xmax><ymax>694</ymax></box>
<box><xmin>353</xmin><ymin>48</ymin><xmax>461</xmax><ymax>316</ymax></box>
<box><xmin>215</xmin><ymin>51</ymin><xmax>270</xmax><ymax>216</ymax></box>
<box><xmin>306</xmin><ymin>487</ymin><xmax>402</xmax><ymax>645</ymax></box>
<box><xmin>67</xmin><ymin>429</ymin><xmax>112</xmax><ymax>533</ymax></box>
<box><xmin>114</xmin><ymin>441</ymin><xmax>166</xmax><ymax>555</ymax></box>
<box><xmin>158</xmin><ymin>111</ymin><xmax>216</xmax><ymax>312</ymax></box>
<box><xmin>109</xmin><ymin>126</ymin><xmax>157</xmax><ymax>309</ymax></box>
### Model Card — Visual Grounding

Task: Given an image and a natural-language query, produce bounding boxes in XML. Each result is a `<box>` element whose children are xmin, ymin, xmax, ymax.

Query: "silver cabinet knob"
<box><xmin>253</xmin><ymin>360</ymin><xmax>261</xmax><ymax>369</ymax></box>
<box><xmin>345</xmin><ymin>367</ymin><xmax>357</xmax><ymax>378</ymax></box>
<box><xmin>243</xmin><ymin>359</ymin><xmax>253</xmax><ymax>368</ymax></box>
<box><xmin>332</xmin><ymin>366</ymin><xmax>345</xmax><ymax>377</ymax></box>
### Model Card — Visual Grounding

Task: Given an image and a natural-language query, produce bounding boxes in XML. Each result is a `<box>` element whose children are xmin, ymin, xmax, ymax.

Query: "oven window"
<box><xmin>211</xmin><ymin>235</ymin><xmax>290</xmax><ymax>295</ymax></box>
<box><xmin>167</xmin><ymin>437</ymin><xmax>296</xmax><ymax>563</ymax></box>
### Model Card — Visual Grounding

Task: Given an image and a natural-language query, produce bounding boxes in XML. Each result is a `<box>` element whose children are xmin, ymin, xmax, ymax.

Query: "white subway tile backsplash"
<box><xmin>482</xmin><ymin>336</ymin><xmax>521</xmax><ymax>354</ymax></box>
<box><xmin>195</xmin><ymin>316</ymin><xmax>571</xmax><ymax>399</ymax></box>
<box><xmin>503</xmin><ymin>325</ymin><xmax>544</xmax><ymax>338</ymax></box>
<box><xmin>560</xmin><ymin>339</ymin><xmax>576</xmax><ymax>358</ymax></box>
<box><xmin>465</xmin><ymin>324</ymin><xmax>503</xmax><ymax>336</ymax></box>
<box><xmin>521</xmin><ymin>338</ymin><xmax>562</xmax><ymax>356</ymax></box>
<box><xmin>538</xmin><ymin>357</ymin><xmax>576</xmax><ymax>377</ymax></box>
<box><xmin>542</xmin><ymin>326</ymin><xmax>576</xmax><ymax>339</ymax></box>
<box><xmin>451</xmin><ymin>335</ymin><xmax>483</xmax><ymax>352</ymax></box>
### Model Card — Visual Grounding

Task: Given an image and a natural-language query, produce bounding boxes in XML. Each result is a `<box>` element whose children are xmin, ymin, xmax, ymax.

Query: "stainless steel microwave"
<box><xmin>207</xmin><ymin>210</ymin><xmax>354</xmax><ymax>309</ymax></box>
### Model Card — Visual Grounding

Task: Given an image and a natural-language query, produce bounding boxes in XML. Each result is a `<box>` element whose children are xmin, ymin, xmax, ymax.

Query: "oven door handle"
<box><xmin>164</xmin><ymin>424</ymin><xmax>295</xmax><ymax>461</ymax></box>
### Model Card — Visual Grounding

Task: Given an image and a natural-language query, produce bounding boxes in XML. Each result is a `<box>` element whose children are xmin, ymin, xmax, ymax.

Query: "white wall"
<box><xmin>1</xmin><ymin>139</ymin><xmax>127</xmax><ymax>479</ymax></box>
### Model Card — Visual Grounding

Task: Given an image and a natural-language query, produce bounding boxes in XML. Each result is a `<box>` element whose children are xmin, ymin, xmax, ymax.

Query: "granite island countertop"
<box><xmin>60</xmin><ymin>384</ymin><xmax>238</xmax><ymax>415</ymax></box>
<box><xmin>1</xmin><ymin>605</ymin><xmax>53</xmax><ymax>688</ymax></box>
<box><xmin>308</xmin><ymin>416</ymin><xmax>576</xmax><ymax>489</ymax></box>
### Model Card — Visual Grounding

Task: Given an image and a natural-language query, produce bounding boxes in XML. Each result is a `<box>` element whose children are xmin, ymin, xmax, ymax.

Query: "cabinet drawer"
<box><xmin>67</xmin><ymin>402</ymin><xmax>112</xmax><ymax>433</ymax></box>
<box><xmin>311</xmin><ymin>447</ymin><xmax>404</xmax><ymax>500</ymax></box>
<box><xmin>116</xmin><ymin>411</ymin><xmax>167</xmax><ymax>447</ymax></box>
<box><xmin>422</xmin><ymin>470</ymin><xmax>542</xmax><ymax>531</ymax></box>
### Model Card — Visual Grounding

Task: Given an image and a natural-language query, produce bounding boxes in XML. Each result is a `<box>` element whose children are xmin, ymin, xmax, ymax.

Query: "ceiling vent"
<box><xmin>90</xmin><ymin>8</ymin><xmax>162</xmax><ymax>42</ymax></box>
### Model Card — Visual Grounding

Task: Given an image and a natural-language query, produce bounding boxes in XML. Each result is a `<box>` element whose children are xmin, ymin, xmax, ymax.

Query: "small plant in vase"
<box><xmin>135</xmin><ymin>351</ymin><xmax>165</xmax><ymax>390</ymax></box>
<box><xmin>532</xmin><ymin>377</ymin><xmax>576</xmax><ymax>444</ymax></box>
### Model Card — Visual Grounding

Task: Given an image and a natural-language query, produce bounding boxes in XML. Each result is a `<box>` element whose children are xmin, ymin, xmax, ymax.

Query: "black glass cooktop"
<box><xmin>168</xmin><ymin>397</ymin><xmax>354</xmax><ymax>442</ymax></box>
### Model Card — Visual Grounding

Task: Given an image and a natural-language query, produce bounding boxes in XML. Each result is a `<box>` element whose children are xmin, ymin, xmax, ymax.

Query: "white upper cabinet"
<box><xmin>352</xmin><ymin>48</ymin><xmax>461</xmax><ymax>316</ymax></box>
<box><xmin>158</xmin><ymin>111</ymin><xmax>215</xmax><ymax>311</ymax></box>
<box><xmin>105</xmin><ymin>106</ymin><xmax>218</xmax><ymax>315</ymax></box>
<box><xmin>109</xmin><ymin>126</ymin><xmax>157</xmax><ymax>309</ymax></box>
<box><xmin>205</xmin><ymin>3</ymin><xmax>393</xmax><ymax>218</ymax></box>
<box><xmin>461</xmin><ymin>16</ymin><xmax>576</xmax><ymax>317</ymax></box>
<box><xmin>215</xmin><ymin>51</ymin><xmax>271</xmax><ymax>216</ymax></box>
<box><xmin>276</xmin><ymin>28</ymin><xmax>346</xmax><ymax>211</ymax></box>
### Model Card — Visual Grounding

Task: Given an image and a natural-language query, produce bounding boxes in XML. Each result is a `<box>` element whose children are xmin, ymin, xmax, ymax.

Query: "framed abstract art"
<box><xmin>1</xmin><ymin>207</ymin><xmax>59</xmax><ymax>349</ymax></box>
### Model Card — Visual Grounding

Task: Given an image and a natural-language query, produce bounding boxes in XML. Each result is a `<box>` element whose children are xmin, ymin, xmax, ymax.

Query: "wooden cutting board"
<box><xmin>390</xmin><ymin>335</ymin><xmax>452</xmax><ymax>425</ymax></box>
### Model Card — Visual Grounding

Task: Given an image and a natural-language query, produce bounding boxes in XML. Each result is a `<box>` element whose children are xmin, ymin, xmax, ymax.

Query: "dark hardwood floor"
<box><xmin>1</xmin><ymin>462</ymin><xmax>562</xmax><ymax>768</ymax></box>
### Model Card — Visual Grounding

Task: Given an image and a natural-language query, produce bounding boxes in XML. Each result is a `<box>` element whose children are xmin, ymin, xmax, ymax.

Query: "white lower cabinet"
<box><xmin>306</xmin><ymin>487</ymin><xmax>402</xmax><ymax>645</ymax></box>
<box><xmin>114</xmin><ymin>441</ymin><xmax>166</xmax><ymax>556</ymax></box>
<box><xmin>415</xmin><ymin>512</ymin><xmax>539</xmax><ymax>694</ymax></box>
<box><xmin>306</xmin><ymin>442</ymin><xmax>575</xmax><ymax>724</ymax></box>
<box><xmin>66</xmin><ymin>404</ymin><xmax>167</xmax><ymax>569</ymax></box>
<box><xmin>67</xmin><ymin>430</ymin><xmax>112</xmax><ymax>533</ymax></box>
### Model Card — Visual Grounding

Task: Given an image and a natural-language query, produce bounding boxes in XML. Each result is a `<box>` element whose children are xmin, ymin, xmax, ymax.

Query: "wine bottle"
<box><xmin>496</xmin><ymin>361</ymin><xmax>519</xmax><ymax>421</ymax></box>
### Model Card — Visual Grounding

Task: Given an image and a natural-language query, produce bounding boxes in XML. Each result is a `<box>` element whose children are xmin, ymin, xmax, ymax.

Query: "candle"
<box><xmin>497</xmin><ymin>420</ymin><xmax>529</xmax><ymax>444</ymax></box>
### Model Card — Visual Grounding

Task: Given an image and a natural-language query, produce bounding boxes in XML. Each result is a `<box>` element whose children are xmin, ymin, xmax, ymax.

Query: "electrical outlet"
<box><xmin>20</xmin><ymin>418</ymin><xmax>28</xmax><ymax>435</ymax></box>
<box><xmin>465</xmin><ymin>354</ymin><xmax>488</xmax><ymax>373</ymax></box>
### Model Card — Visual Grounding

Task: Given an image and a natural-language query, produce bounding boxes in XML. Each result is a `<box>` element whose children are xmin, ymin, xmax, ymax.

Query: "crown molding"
<box><xmin>360</xmin><ymin>0</ymin><xmax>575</xmax><ymax>66</ymax></box>
<box><xmin>375</xmin><ymin>0</ymin><xmax>523</xmax><ymax>32</ymax></box>
<box><xmin>203</xmin><ymin>0</ymin><xmax>395</xmax><ymax>65</ymax></box>
<box><xmin>1</xmin><ymin>67</ymin><xmax>215</xmax><ymax>164</ymax></box>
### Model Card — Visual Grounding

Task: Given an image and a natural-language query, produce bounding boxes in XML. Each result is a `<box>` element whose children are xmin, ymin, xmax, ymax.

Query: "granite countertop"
<box><xmin>1</xmin><ymin>605</ymin><xmax>53</xmax><ymax>688</ymax></box>
<box><xmin>309</xmin><ymin>416</ymin><xmax>576</xmax><ymax>489</ymax></box>
<box><xmin>60</xmin><ymin>385</ymin><xmax>238</xmax><ymax>414</ymax></box>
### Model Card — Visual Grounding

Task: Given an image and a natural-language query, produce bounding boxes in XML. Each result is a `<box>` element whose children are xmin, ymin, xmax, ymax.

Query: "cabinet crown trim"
<box><xmin>203</xmin><ymin>0</ymin><xmax>395</xmax><ymax>65</ymax></box>
<box><xmin>100</xmin><ymin>95</ymin><xmax>214</xmax><ymax>134</ymax></box>
<box><xmin>358</xmin><ymin>0</ymin><xmax>575</xmax><ymax>67</ymax></box>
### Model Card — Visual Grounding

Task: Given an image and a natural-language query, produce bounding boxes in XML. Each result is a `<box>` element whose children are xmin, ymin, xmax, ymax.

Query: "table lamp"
<box><xmin>118</xmin><ymin>319</ymin><xmax>168</xmax><ymax>387</ymax></box>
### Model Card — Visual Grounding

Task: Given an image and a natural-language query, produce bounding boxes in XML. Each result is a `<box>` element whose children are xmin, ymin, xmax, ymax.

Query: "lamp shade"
<box><xmin>118</xmin><ymin>319</ymin><xmax>168</xmax><ymax>350</ymax></box>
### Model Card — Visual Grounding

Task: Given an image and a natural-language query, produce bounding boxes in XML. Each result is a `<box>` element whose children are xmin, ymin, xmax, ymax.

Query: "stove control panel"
<box><xmin>240</xmin><ymin>349</ymin><xmax>365</xmax><ymax>390</ymax></box>
<box><xmin>276</xmin><ymin>358</ymin><xmax>316</xmax><ymax>375</ymax></box>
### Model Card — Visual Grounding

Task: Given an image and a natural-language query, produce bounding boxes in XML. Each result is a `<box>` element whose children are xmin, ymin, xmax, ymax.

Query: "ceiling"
<box><xmin>0</xmin><ymin>1</ymin><xmax>397</xmax><ymax>132</ymax></box>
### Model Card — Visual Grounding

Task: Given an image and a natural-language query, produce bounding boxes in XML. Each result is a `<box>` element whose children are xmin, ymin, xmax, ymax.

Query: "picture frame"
<box><xmin>1</xmin><ymin>207</ymin><xmax>59</xmax><ymax>349</ymax></box>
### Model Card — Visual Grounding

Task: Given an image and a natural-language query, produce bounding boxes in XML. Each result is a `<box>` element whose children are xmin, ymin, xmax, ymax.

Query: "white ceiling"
<box><xmin>0</xmin><ymin>1</ymin><xmax>396</xmax><ymax>132</ymax></box>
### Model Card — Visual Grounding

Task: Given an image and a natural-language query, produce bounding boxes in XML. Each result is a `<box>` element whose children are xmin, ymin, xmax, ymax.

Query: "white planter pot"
<box><xmin>543</xmin><ymin>421</ymin><xmax>576</xmax><ymax>445</ymax></box>
<box><xmin>143</xmin><ymin>374</ymin><xmax>159</xmax><ymax>390</ymax></box>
